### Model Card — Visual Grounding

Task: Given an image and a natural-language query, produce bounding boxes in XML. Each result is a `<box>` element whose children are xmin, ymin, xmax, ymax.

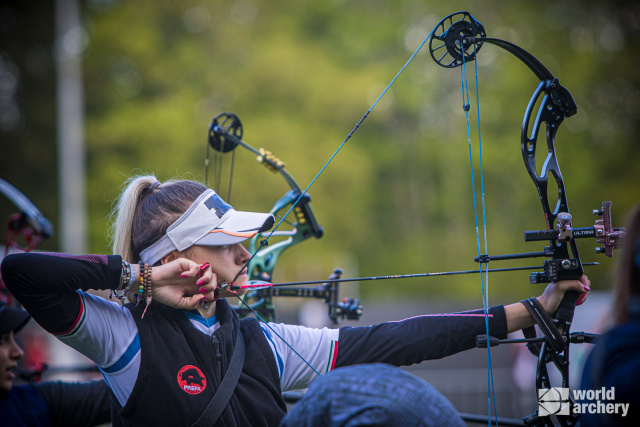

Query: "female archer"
<box><xmin>1</xmin><ymin>175</ymin><xmax>590</xmax><ymax>426</ymax></box>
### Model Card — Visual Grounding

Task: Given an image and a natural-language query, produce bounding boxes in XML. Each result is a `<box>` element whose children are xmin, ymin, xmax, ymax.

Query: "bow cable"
<box><xmin>461</xmin><ymin>41</ymin><xmax>498</xmax><ymax>426</ymax></box>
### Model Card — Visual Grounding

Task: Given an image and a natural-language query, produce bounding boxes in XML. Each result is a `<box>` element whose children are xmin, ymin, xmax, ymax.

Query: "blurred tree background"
<box><xmin>2</xmin><ymin>0</ymin><xmax>640</xmax><ymax>306</ymax></box>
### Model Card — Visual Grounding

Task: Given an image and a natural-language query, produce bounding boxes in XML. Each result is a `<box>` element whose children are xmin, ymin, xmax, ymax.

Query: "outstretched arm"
<box><xmin>336</xmin><ymin>277</ymin><xmax>590</xmax><ymax>368</ymax></box>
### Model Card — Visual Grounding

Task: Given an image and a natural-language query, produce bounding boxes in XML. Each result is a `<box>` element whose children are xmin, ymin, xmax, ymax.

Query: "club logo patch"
<box><xmin>177</xmin><ymin>365</ymin><xmax>207</xmax><ymax>395</ymax></box>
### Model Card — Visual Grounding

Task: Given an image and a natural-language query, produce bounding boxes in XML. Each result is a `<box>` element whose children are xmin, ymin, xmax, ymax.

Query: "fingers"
<box><xmin>178</xmin><ymin>260</ymin><xmax>205</xmax><ymax>278</ymax></box>
<box><xmin>197</xmin><ymin>262</ymin><xmax>210</xmax><ymax>277</ymax></box>
<box><xmin>196</xmin><ymin>280</ymin><xmax>219</xmax><ymax>302</ymax></box>
<box><xmin>576</xmin><ymin>275</ymin><xmax>591</xmax><ymax>306</ymax></box>
<box><xmin>183</xmin><ymin>294</ymin><xmax>207</xmax><ymax>310</ymax></box>
<box><xmin>178</xmin><ymin>261</ymin><xmax>214</xmax><ymax>284</ymax></box>
<box><xmin>554</xmin><ymin>275</ymin><xmax>590</xmax><ymax>306</ymax></box>
<box><xmin>555</xmin><ymin>275</ymin><xmax>590</xmax><ymax>293</ymax></box>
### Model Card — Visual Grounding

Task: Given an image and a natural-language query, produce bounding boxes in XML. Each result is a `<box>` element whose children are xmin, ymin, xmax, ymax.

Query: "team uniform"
<box><xmin>2</xmin><ymin>252</ymin><xmax>509</xmax><ymax>426</ymax></box>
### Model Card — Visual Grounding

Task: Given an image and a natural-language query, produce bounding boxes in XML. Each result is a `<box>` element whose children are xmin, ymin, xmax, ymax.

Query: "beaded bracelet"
<box><xmin>137</xmin><ymin>261</ymin><xmax>145</xmax><ymax>301</ymax></box>
<box><xmin>141</xmin><ymin>264</ymin><xmax>153</xmax><ymax>318</ymax></box>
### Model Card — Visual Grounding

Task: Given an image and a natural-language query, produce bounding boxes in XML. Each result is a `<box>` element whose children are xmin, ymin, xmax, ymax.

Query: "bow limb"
<box><xmin>1</xmin><ymin>178</ymin><xmax>54</xmax><ymax>305</ymax></box>
<box><xmin>0</xmin><ymin>178</ymin><xmax>54</xmax><ymax>241</ymax></box>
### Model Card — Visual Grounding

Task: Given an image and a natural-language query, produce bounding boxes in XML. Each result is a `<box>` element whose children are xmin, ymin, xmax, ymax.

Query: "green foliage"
<box><xmin>2</xmin><ymin>0</ymin><xmax>640</xmax><ymax>302</ymax></box>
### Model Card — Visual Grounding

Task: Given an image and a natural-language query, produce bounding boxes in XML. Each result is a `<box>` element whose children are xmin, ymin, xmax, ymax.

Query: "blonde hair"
<box><xmin>108</xmin><ymin>175</ymin><xmax>207</xmax><ymax>263</ymax></box>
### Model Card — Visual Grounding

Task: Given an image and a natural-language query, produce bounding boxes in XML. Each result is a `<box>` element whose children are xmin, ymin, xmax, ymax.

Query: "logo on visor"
<box><xmin>204</xmin><ymin>194</ymin><xmax>232</xmax><ymax>218</ymax></box>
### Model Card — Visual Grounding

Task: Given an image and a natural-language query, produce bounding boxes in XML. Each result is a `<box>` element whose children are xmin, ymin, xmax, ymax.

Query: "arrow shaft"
<box><xmin>268</xmin><ymin>263</ymin><xmax>598</xmax><ymax>287</ymax></box>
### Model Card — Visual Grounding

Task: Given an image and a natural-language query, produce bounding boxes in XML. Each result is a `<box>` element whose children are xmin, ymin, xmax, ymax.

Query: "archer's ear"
<box><xmin>161</xmin><ymin>250</ymin><xmax>182</xmax><ymax>265</ymax></box>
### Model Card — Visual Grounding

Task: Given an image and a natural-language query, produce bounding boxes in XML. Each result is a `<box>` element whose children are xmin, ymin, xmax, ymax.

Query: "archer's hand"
<box><xmin>150</xmin><ymin>258</ymin><xmax>215</xmax><ymax>310</ymax></box>
<box><xmin>537</xmin><ymin>275</ymin><xmax>591</xmax><ymax>315</ymax></box>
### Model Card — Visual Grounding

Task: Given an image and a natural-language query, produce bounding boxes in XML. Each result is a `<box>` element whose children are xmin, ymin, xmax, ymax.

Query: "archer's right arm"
<box><xmin>1</xmin><ymin>252</ymin><xmax>122</xmax><ymax>334</ymax></box>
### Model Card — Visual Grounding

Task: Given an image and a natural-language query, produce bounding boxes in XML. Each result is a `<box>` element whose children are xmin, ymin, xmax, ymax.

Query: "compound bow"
<box><xmin>427</xmin><ymin>11</ymin><xmax>624</xmax><ymax>426</ymax></box>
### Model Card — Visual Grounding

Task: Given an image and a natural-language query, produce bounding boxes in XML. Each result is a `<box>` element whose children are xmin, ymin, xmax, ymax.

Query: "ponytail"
<box><xmin>110</xmin><ymin>176</ymin><xmax>159</xmax><ymax>262</ymax></box>
<box><xmin>108</xmin><ymin>175</ymin><xmax>206</xmax><ymax>263</ymax></box>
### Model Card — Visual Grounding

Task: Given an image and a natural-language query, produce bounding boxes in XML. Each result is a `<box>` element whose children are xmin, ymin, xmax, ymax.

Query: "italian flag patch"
<box><xmin>325</xmin><ymin>340</ymin><xmax>338</xmax><ymax>373</ymax></box>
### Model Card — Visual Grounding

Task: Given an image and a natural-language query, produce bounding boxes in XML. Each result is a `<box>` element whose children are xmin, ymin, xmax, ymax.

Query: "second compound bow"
<box><xmin>206</xmin><ymin>112</ymin><xmax>363</xmax><ymax>324</ymax></box>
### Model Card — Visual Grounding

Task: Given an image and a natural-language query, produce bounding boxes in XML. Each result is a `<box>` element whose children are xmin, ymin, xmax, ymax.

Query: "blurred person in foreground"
<box><xmin>581</xmin><ymin>203</ymin><xmax>640</xmax><ymax>426</ymax></box>
<box><xmin>1</xmin><ymin>175</ymin><xmax>590</xmax><ymax>426</ymax></box>
<box><xmin>0</xmin><ymin>301</ymin><xmax>111</xmax><ymax>426</ymax></box>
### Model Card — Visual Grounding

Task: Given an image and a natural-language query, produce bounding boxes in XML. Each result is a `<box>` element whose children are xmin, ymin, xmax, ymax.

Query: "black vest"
<box><xmin>111</xmin><ymin>299</ymin><xmax>287</xmax><ymax>426</ymax></box>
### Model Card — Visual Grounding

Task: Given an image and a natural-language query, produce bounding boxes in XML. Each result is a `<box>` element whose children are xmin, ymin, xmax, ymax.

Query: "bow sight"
<box><xmin>206</xmin><ymin>112</ymin><xmax>363</xmax><ymax>324</ymax></box>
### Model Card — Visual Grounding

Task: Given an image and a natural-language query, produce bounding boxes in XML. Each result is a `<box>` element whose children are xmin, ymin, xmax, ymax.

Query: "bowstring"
<box><xmin>227</xmin><ymin>149</ymin><xmax>235</xmax><ymax>203</ymax></box>
<box><xmin>229</xmin><ymin>27</ymin><xmax>437</xmax><ymax>375</ymax></box>
<box><xmin>461</xmin><ymin>42</ymin><xmax>498</xmax><ymax>426</ymax></box>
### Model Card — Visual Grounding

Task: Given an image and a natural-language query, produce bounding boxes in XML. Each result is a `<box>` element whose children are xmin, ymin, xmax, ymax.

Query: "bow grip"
<box><xmin>554</xmin><ymin>289</ymin><xmax>579</xmax><ymax>327</ymax></box>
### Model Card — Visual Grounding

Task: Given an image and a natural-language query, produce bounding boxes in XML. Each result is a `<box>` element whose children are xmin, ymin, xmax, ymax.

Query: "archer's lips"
<box><xmin>5</xmin><ymin>367</ymin><xmax>16</xmax><ymax>380</ymax></box>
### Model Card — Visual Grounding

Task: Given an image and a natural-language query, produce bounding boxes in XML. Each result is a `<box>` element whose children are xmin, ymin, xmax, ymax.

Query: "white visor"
<box><xmin>139</xmin><ymin>189</ymin><xmax>274</xmax><ymax>265</ymax></box>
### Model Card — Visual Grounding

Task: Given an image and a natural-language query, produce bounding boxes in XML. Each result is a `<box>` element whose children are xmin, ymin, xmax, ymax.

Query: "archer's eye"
<box><xmin>216</xmin><ymin>245</ymin><xmax>229</xmax><ymax>250</ymax></box>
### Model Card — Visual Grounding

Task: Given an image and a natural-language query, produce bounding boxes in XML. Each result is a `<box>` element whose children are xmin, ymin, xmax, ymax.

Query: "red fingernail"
<box><xmin>197</xmin><ymin>280</ymin><xmax>205</xmax><ymax>286</ymax></box>
<box><xmin>198</xmin><ymin>288</ymin><xmax>207</xmax><ymax>293</ymax></box>
<box><xmin>180</xmin><ymin>272</ymin><xmax>189</xmax><ymax>277</ymax></box>
<box><xmin>583</xmin><ymin>285</ymin><xmax>591</xmax><ymax>292</ymax></box>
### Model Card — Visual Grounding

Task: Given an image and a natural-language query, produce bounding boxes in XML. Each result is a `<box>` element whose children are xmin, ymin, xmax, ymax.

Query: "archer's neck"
<box><xmin>196</xmin><ymin>300</ymin><xmax>217</xmax><ymax>319</ymax></box>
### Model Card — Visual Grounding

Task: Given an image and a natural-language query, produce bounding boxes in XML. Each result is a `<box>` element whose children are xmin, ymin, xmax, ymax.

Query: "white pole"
<box><xmin>55</xmin><ymin>0</ymin><xmax>86</xmax><ymax>254</ymax></box>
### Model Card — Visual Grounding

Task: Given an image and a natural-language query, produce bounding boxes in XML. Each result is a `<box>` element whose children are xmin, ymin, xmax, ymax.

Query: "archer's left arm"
<box><xmin>335</xmin><ymin>305</ymin><xmax>508</xmax><ymax>367</ymax></box>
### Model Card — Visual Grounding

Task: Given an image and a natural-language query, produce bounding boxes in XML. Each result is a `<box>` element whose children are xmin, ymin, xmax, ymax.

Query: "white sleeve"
<box><xmin>56</xmin><ymin>290</ymin><xmax>138</xmax><ymax>369</ymax></box>
<box><xmin>259</xmin><ymin>322</ymin><xmax>340</xmax><ymax>391</ymax></box>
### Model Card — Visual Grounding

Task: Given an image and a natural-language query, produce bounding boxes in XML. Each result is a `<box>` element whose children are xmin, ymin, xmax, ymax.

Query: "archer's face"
<box><xmin>0</xmin><ymin>331</ymin><xmax>24</xmax><ymax>393</ymax></box>
<box><xmin>187</xmin><ymin>243</ymin><xmax>251</xmax><ymax>297</ymax></box>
